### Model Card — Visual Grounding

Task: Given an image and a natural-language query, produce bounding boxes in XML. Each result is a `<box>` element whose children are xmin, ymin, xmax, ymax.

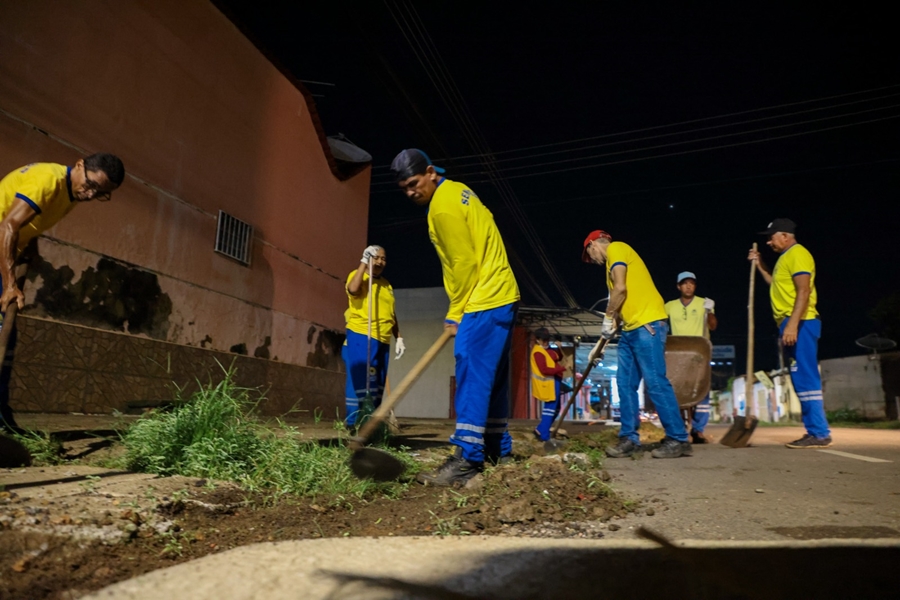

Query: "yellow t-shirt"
<box><xmin>605</xmin><ymin>242</ymin><xmax>668</xmax><ymax>332</ymax></box>
<box><xmin>770</xmin><ymin>243</ymin><xmax>818</xmax><ymax>324</ymax></box>
<box><xmin>530</xmin><ymin>345</ymin><xmax>557</xmax><ymax>402</ymax></box>
<box><xmin>427</xmin><ymin>179</ymin><xmax>520</xmax><ymax>323</ymax></box>
<box><xmin>344</xmin><ymin>270</ymin><xmax>396</xmax><ymax>344</ymax></box>
<box><xmin>665</xmin><ymin>296</ymin><xmax>713</xmax><ymax>338</ymax></box>
<box><xmin>0</xmin><ymin>163</ymin><xmax>78</xmax><ymax>255</ymax></box>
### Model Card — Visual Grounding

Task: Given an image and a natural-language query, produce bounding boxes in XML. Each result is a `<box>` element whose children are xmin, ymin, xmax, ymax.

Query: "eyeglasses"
<box><xmin>82</xmin><ymin>165</ymin><xmax>113</xmax><ymax>201</ymax></box>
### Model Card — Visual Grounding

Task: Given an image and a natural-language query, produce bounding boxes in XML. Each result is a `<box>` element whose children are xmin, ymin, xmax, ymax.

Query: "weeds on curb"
<box><xmin>11</xmin><ymin>429</ymin><xmax>64</xmax><ymax>466</ymax></box>
<box><xmin>122</xmin><ymin>367</ymin><xmax>412</xmax><ymax>501</ymax></box>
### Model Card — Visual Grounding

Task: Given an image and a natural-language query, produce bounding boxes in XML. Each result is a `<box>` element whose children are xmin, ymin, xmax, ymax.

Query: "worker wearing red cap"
<box><xmin>582</xmin><ymin>230</ymin><xmax>691</xmax><ymax>458</ymax></box>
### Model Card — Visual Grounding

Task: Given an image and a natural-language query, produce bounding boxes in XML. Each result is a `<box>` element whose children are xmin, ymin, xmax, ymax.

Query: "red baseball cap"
<box><xmin>582</xmin><ymin>230</ymin><xmax>612</xmax><ymax>263</ymax></box>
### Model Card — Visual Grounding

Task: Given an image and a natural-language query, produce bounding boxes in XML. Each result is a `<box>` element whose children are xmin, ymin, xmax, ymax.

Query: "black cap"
<box><xmin>758</xmin><ymin>218</ymin><xmax>796</xmax><ymax>236</ymax></box>
<box><xmin>534</xmin><ymin>327</ymin><xmax>551</xmax><ymax>341</ymax></box>
<box><xmin>390</xmin><ymin>149</ymin><xmax>446</xmax><ymax>182</ymax></box>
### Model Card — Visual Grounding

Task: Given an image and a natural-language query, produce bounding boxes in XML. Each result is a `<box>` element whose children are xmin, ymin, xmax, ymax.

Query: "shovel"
<box><xmin>543</xmin><ymin>336</ymin><xmax>612</xmax><ymax>452</ymax></box>
<box><xmin>349</xmin><ymin>329</ymin><xmax>453</xmax><ymax>481</ymax></box>
<box><xmin>0</xmin><ymin>304</ymin><xmax>33</xmax><ymax>467</ymax></box>
<box><xmin>720</xmin><ymin>242</ymin><xmax>760</xmax><ymax>448</ymax></box>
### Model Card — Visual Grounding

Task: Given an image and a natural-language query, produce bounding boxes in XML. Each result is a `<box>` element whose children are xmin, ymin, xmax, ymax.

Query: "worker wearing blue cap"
<box><xmin>664</xmin><ymin>271</ymin><xmax>717</xmax><ymax>443</ymax></box>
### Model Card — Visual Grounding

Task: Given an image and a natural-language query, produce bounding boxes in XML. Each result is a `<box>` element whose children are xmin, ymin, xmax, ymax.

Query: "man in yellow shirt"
<box><xmin>582</xmin><ymin>230</ymin><xmax>691</xmax><ymax>458</ymax></box>
<box><xmin>391</xmin><ymin>149</ymin><xmax>520</xmax><ymax>486</ymax></box>
<box><xmin>749</xmin><ymin>218</ymin><xmax>830</xmax><ymax>448</ymax></box>
<box><xmin>342</xmin><ymin>245</ymin><xmax>403</xmax><ymax>428</ymax></box>
<box><xmin>0</xmin><ymin>154</ymin><xmax>125</xmax><ymax>432</ymax></box>
<box><xmin>664</xmin><ymin>271</ymin><xmax>717</xmax><ymax>443</ymax></box>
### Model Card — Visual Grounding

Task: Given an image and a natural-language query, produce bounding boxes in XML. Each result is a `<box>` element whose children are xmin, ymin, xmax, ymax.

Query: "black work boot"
<box><xmin>605</xmin><ymin>438</ymin><xmax>641</xmax><ymax>458</ymax></box>
<box><xmin>416</xmin><ymin>449</ymin><xmax>482</xmax><ymax>487</ymax></box>
<box><xmin>651</xmin><ymin>437</ymin><xmax>693</xmax><ymax>458</ymax></box>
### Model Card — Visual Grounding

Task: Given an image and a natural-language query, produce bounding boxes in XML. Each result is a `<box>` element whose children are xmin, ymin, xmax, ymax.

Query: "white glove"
<box><xmin>395</xmin><ymin>337</ymin><xmax>406</xmax><ymax>360</ymax></box>
<box><xmin>360</xmin><ymin>245</ymin><xmax>379</xmax><ymax>265</ymax></box>
<box><xmin>600</xmin><ymin>316</ymin><xmax>617</xmax><ymax>340</ymax></box>
<box><xmin>703</xmin><ymin>298</ymin><xmax>715</xmax><ymax>311</ymax></box>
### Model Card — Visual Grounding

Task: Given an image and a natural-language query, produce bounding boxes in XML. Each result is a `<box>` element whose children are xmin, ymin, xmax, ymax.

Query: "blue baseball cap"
<box><xmin>677</xmin><ymin>271</ymin><xmax>696</xmax><ymax>283</ymax></box>
<box><xmin>390</xmin><ymin>149</ymin><xmax>445</xmax><ymax>181</ymax></box>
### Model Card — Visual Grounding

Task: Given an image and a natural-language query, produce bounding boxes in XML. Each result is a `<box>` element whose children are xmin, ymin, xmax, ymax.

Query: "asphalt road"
<box><xmin>599</xmin><ymin>424</ymin><xmax>900</xmax><ymax>541</ymax></box>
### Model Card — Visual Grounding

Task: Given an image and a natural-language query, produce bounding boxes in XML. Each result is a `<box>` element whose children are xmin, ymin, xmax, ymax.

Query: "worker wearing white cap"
<box><xmin>664</xmin><ymin>271</ymin><xmax>717</xmax><ymax>443</ymax></box>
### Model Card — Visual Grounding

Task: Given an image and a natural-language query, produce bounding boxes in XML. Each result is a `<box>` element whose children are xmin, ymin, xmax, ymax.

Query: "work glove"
<box><xmin>703</xmin><ymin>298</ymin><xmax>715</xmax><ymax>311</ymax></box>
<box><xmin>588</xmin><ymin>338</ymin><xmax>606</xmax><ymax>364</ymax></box>
<box><xmin>600</xmin><ymin>316</ymin><xmax>617</xmax><ymax>340</ymax></box>
<box><xmin>395</xmin><ymin>337</ymin><xmax>406</xmax><ymax>360</ymax></box>
<box><xmin>360</xmin><ymin>245</ymin><xmax>379</xmax><ymax>265</ymax></box>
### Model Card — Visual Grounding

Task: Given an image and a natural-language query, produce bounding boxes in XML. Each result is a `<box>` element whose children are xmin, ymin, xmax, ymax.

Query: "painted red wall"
<box><xmin>0</xmin><ymin>0</ymin><xmax>370</xmax><ymax>366</ymax></box>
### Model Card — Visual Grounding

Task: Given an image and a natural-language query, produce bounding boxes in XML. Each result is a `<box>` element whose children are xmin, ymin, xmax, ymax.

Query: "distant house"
<box><xmin>0</xmin><ymin>0</ymin><xmax>370</xmax><ymax>417</ymax></box>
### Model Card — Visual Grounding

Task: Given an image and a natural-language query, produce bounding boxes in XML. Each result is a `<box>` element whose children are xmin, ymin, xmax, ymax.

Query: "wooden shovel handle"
<box><xmin>0</xmin><ymin>303</ymin><xmax>19</xmax><ymax>357</ymax></box>
<box><xmin>550</xmin><ymin>336</ymin><xmax>611</xmax><ymax>437</ymax></box>
<box><xmin>353</xmin><ymin>329</ymin><xmax>453</xmax><ymax>446</ymax></box>
<box><xmin>746</xmin><ymin>242</ymin><xmax>757</xmax><ymax>418</ymax></box>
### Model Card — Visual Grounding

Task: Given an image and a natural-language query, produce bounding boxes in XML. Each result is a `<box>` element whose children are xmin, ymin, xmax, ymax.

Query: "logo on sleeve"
<box><xmin>461</xmin><ymin>190</ymin><xmax>471</xmax><ymax>205</ymax></box>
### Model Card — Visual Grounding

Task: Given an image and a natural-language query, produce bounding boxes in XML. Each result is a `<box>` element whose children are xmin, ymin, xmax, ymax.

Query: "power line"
<box><xmin>372</xmin><ymin>82</ymin><xmax>900</xmax><ymax>169</ymax></box>
<box><xmin>384</xmin><ymin>0</ymin><xmax>577</xmax><ymax>307</ymax></box>
<box><xmin>371</xmin><ymin>92</ymin><xmax>900</xmax><ymax>177</ymax></box>
<box><xmin>372</xmin><ymin>112</ymin><xmax>900</xmax><ymax>188</ymax></box>
<box><xmin>372</xmin><ymin>104</ymin><xmax>900</xmax><ymax>185</ymax></box>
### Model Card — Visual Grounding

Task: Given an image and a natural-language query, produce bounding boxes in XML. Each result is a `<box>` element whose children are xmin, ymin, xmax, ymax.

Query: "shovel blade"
<box><xmin>719</xmin><ymin>415</ymin><xmax>759</xmax><ymax>448</ymax></box>
<box><xmin>543</xmin><ymin>438</ymin><xmax>567</xmax><ymax>453</ymax></box>
<box><xmin>349</xmin><ymin>447</ymin><xmax>405</xmax><ymax>482</ymax></box>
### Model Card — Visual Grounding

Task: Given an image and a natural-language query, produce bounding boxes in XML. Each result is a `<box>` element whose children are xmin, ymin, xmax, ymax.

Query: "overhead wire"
<box><xmin>384</xmin><ymin>0</ymin><xmax>577</xmax><ymax>307</ymax></box>
<box><xmin>372</xmin><ymin>82</ymin><xmax>900</xmax><ymax>169</ymax></box>
<box><xmin>371</xmin><ymin>91</ymin><xmax>900</xmax><ymax>177</ymax></box>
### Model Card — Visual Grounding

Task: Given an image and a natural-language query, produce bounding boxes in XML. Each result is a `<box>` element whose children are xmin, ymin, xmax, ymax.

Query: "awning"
<box><xmin>517</xmin><ymin>306</ymin><xmax>608</xmax><ymax>341</ymax></box>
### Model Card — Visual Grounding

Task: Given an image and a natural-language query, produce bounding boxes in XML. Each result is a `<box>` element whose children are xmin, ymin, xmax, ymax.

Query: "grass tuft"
<box><xmin>122</xmin><ymin>368</ymin><xmax>413</xmax><ymax>500</ymax></box>
<box><xmin>11</xmin><ymin>430</ymin><xmax>64</xmax><ymax>466</ymax></box>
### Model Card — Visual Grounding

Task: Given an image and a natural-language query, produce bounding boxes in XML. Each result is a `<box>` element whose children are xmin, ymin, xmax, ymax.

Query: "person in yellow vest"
<box><xmin>0</xmin><ymin>155</ymin><xmax>125</xmax><ymax>433</ymax></box>
<box><xmin>664</xmin><ymin>271</ymin><xmax>717</xmax><ymax>443</ymax></box>
<box><xmin>531</xmin><ymin>327</ymin><xmax>566</xmax><ymax>441</ymax></box>
<box><xmin>342</xmin><ymin>245</ymin><xmax>404</xmax><ymax>428</ymax></box>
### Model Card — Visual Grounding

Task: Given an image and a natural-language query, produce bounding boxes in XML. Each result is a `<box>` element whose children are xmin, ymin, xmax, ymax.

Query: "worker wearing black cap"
<box><xmin>749</xmin><ymin>218</ymin><xmax>831</xmax><ymax>448</ymax></box>
<box><xmin>391</xmin><ymin>149</ymin><xmax>520</xmax><ymax>486</ymax></box>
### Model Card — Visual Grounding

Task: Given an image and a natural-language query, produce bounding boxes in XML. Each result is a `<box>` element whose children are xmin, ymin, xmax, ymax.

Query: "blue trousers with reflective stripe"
<box><xmin>451</xmin><ymin>303</ymin><xmax>516</xmax><ymax>463</ymax></box>
<box><xmin>617</xmin><ymin>320</ymin><xmax>688</xmax><ymax>443</ymax></box>
<box><xmin>691</xmin><ymin>395</ymin><xmax>711</xmax><ymax>432</ymax></box>
<box><xmin>342</xmin><ymin>330</ymin><xmax>390</xmax><ymax>426</ymax></box>
<box><xmin>781</xmin><ymin>318</ymin><xmax>830</xmax><ymax>438</ymax></box>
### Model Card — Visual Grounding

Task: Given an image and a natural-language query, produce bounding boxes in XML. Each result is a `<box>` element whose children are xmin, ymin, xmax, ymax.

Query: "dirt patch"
<box><xmin>1</xmin><ymin>432</ymin><xmax>637</xmax><ymax>600</ymax></box>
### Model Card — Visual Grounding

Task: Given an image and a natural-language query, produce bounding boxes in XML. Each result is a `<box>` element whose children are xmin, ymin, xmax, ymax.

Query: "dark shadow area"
<box><xmin>63</xmin><ymin>439</ymin><xmax>114</xmax><ymax>460</ymax></box>
<box><xmin>769</xmin><ymin>526</ymin><xmax>900</xmax><ymax>540</ymax></box>
<box><xmin>320</xmin><ymin>540</ymin><xmax>900</xmax><ymax>599</ymax></box>
<box><xmin>49</xmin><ymin>429</ymin><xmax>122</xmax><ymax>442</ymax></box>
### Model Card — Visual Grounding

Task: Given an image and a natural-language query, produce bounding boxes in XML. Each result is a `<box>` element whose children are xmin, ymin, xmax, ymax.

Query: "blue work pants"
<box><xmin>781</xmin><ymin>318</ymin><xmax>830</xmax><ymax>438</ymax></box>
<box><xmin>450</xmin><ymin>303</ymin><xmax>516</xmax><ymax>463</ymax></box>
<box><xmin>617</xmin><ymin>320</ymin><xmax>688</xmax><ymax>443</ymax></box>
<box><xmin>341</xmin><ymin>330</ymin><xmax>390</xmax><ymax>427</ymax></box>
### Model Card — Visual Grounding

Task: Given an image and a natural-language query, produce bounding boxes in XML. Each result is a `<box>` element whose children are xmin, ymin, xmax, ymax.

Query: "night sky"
<box><xmin>216</xmin><ymin>1</ymin><xmax>899</xmax><ymax>370</ymax></box>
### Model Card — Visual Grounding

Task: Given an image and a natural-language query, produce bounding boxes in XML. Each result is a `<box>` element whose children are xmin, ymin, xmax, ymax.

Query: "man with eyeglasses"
<box><xmin>0</xmin><ymin>153</ymin><xmax>125</xmax><ymax>432</ymax></box>
<box><xmin>391</xmin><ymin>148</ymin><xmax>520</xmax><ymax>486</ymax></box>
<box><xmin>664</xmin><ymin>271</ymin><xmax>717</xmax><ymax>443</ymax></box>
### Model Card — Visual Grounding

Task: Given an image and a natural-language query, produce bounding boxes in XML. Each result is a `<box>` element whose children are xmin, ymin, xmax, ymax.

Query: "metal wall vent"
<box><xmin>214</xmin><ymin>210</ymin><xmax>253</xmax><ymax>266</ymax></box>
